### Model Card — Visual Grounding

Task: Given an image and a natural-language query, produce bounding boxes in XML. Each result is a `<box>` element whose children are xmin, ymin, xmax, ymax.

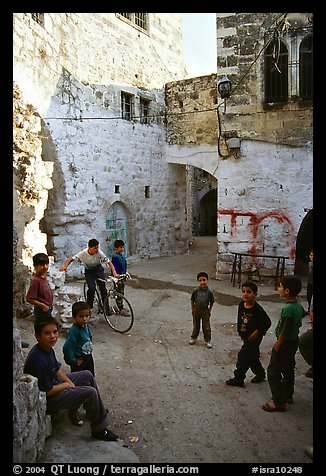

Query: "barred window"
<box><xmin>299</xmin><ymin>35</ymin><xmax>313</xmax><ymax>100</ymax></box>
<box><xmin>31</xmin><ymin>13</ymin><xmax>44</xmax><ymax>27</ymax></box>
<box><xmin>140</xmin><ymin>98</ymin><xmax>150</xmax><ymax>124</ymax></box>
<box><xmin>264</xmin><ymin>39</ymin><xmax>288</xmax><ymax>103</ymax></box>
<box><xmin>121</xmin><ymin>92</ymin><xmax>134</xmax><ymax>121</ymax></box>
<box><xmin>117</xmin><ymin>13</ymin><xmax>148</xmax><ymax>32</ymax></box>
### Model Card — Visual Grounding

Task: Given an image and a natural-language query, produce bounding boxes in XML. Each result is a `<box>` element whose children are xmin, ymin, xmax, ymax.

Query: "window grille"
<box><xmin>140</xmin><ymin>98</ymin><xmax>150</xmax><ymax>124</ymax></box>
<box><xmin>31</xmin><ymin>13</ymin><xmax>44</xmax><ymax>27</ymax></box>
<box><xmin>299</xmin><ymin>35</ymin><xmax>313</xmax><ymax>100</ymax></box>
<box><xmin>121</xmin><ymin>92</ymin><xmax>133</xmax><ymax>121</ymax></box>
<box><xmin>117</xmin><ymin>13</ymin><xmax>148</xmax><ymax>32</ymax></box>
<box><xmin>264</xmin><ymin>40</ymin><xmax>288</xmax><ymax>103</ymax></box>
<box><xmin>135</xmin><ymin>13</ymin><xmax>147</xmax><ymax>30</ymax></box>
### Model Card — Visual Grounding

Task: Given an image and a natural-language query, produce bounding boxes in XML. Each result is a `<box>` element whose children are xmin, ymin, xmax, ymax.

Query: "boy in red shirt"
<box><xmin>26</xmin><ymin>253</ymin><xmax>53</xmax><ymax>322</ymax></box>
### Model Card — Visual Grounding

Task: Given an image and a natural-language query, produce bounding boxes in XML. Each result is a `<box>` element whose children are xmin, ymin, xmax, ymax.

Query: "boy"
<box><xmin>24</xmin><ymin>317</ymin><xmax>118</xmax><ymax>441</ymax></box>
<box><xmin>189</xmin><ymin>271</ymin><xmax>214</xmax><ymax>348</ymax></box>
<box><xmin>26</xmin><ymin>253</ymin><xmax>53</xmax><ymax>322</ymax></box>
<box><xmin>63</xmin><ymin>301</ymin><xmax>95</xmax><ymax>377</ymax></box>
<box><xmin>111</xmin><ymin>239</ymin><xmax>129</xmax><ymax>315</ymax></box>
<box><xmin>226</xmin><ymin>281</ymin><xmax>271</xmax><ymax>387</ymax></box>
<box><xmin>59</xmin><ymin>239</ymin><xmax>118</xmax><ymax>312</ymax></box>
<box><xmin>262</xmin><ymin>275</ymin><xmax>305</xmax><ymax>412</ymax></box>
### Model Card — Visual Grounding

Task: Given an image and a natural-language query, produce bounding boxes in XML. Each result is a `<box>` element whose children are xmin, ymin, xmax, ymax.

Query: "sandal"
<box><xmin>262</xmin><ymin>401</ymin><xmax>286</xmax><ymax>412</ymax></box>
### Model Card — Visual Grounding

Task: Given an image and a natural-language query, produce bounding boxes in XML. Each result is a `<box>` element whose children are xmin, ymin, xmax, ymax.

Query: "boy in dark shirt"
<box><xmin>226</xmin><ymin>281</ymin><xmax>271</xmax><ymax>387</ymax></box>
<box><xmin>24</xmin><ymin>317</ymin><xmax>118</xmax><ymax>440</ymax></box>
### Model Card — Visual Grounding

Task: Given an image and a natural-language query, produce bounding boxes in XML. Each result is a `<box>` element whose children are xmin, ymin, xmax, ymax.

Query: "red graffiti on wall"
<box><xmin>217</xmin><ymin>209</ymin><xmax>296</xmax><ymax>258</ymax></box>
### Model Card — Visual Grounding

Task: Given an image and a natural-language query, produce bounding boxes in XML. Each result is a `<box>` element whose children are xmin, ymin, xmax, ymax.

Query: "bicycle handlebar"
<box><xmin>97</xmin><ymin>273</ymin><xmax>131</xmax><ymax>284</ymax></box>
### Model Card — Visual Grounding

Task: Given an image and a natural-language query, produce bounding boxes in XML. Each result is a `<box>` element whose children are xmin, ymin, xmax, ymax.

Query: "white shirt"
<box><xmin>73</xmin><ymin>248</ymin><xmax>110</xmax><ymax>269</ymax></box>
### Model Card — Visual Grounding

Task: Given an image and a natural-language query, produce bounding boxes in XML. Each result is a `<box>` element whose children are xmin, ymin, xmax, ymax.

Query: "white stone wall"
<box><xmin>13</xmin><ymin>13</ymin><xmax>191</xmax><ymax>269</ymax></box>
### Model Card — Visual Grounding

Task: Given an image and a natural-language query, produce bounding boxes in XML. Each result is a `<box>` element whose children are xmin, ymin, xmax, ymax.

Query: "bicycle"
<box><xmin>83</xmin><ymin>273</ymin><xmax>134</xmax><ymax>333</ymax></box>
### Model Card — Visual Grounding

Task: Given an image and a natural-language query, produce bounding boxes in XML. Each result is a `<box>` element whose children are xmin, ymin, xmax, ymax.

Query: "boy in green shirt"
<box><xmin>262</xmin><ymin>275</ymin><xmax>305</xmax><ymax>412</ymax></box>
<box><xmin>189</xmin><ymin>271</ymin><xmax>215</xmax><ymax>348</ymax></box>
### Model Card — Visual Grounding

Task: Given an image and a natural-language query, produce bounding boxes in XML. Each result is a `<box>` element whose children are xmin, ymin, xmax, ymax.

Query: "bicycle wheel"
<box><xmin>104</xmin><ymin>290</ymin><xmax>134</xmax><ymax>333</ymax></box>
<box><xmin>83</xmin><ymin>282</ymin><xmax>104</xmax><ymax>318</ymax></box>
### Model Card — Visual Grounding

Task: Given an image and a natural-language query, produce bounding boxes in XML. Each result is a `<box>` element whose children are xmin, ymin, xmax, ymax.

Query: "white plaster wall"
<box><xmin>216</xmin><ymin>140</ymin><xmax>313</xmax><ymax>273</ymax></box>
<box><xmin>13</xmin><ymin>13</ymin><xmax>191</xmax><ymax>267</ymax></box>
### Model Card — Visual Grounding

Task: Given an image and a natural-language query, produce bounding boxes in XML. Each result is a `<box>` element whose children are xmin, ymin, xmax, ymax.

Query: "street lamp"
<box><xmin>217</xmin><ymin>76</ymin><xmax>232</xmax><ymax>99</ymax></box>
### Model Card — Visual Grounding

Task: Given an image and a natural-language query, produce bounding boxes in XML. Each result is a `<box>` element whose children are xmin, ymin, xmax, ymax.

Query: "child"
<box><xmin>262</xmin><ymin>275</ymin><xmax>305</xmax><ymax>412</ymax></box>
<box><xmin>111</xmin><ymin>239</ymin><xmax>129</xmax><ymax>315</ymax></box>
<box><xmin>24</xmin><ymin>317</ymin><xmax>118</xmax><ymax>441</ymax></box>
<box><xmin>26</xmin><ymin>253</ymin><xmax>53</xmax><ymax>322</ymax></box>
<box><xmin>63</xmin><ymin>301</ymin><xmax>95</xmax><ymax>377</ymax></box>
<box><xmin>226</xmin><ymin>281</ymin><xmax>271</xmax><ymax>387</ymax></box>
<box><xmin>59</xmin><ymin>239</ymin><xmax>118</xmax><ymax>311</ymax></box>
<box><xmin>189</xmin><ymin>271</ymin><xmax>215</xmax><ymax>348</ymax></box>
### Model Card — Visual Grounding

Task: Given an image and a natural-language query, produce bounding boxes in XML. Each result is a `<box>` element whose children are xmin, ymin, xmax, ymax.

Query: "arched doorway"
<box><xmin>294</xmin><ymin>210</ymin><xmax>313</xmax><ymax>276</ymax></box>
<box><xmin>106</xmin><ymin>202</ymin><xmax>129</xmax><ymax>257</ymax></box>
<box><xmin>198</xmin><ymin>189</ymin><xmax>217</xmax><ymax>236</ymax></box>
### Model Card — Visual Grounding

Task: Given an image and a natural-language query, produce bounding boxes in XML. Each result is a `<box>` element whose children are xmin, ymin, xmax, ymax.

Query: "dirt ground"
<box><xmin>19</xmin><ymin>237</ymin><xmax>313</xmax><ymax>464</ymax></box>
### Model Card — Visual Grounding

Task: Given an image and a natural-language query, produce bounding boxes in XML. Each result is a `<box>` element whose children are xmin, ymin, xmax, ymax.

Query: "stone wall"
<box><xmin>13</xmin><ymin>13</ymin><xmax>192</xmax><ymax>269</ymax></box>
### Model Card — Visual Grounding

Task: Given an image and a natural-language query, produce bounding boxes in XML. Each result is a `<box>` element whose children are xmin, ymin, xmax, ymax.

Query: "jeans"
<box><xmin>233</xmin><ymin>338</ymin><xmax>265</xmax><ymax>383</ymax></box>
<box><xmin>267</xmin><ymin>339</ymin><xmax>298</xmax><ymax>405</ymax></box>
<box><xmin>191</xmin><ymin>309</ymin><xmax>211</xmax><ymax>342</ymax></box>
<box><xmin>85</xmin><ymin>265</ymin><xmax>107</xmax><ymax>308</ymax></box>
<box><xmin>47</xmin><ymin>370</ymin><xmax>109</xmax><ymax>433</ymax></box>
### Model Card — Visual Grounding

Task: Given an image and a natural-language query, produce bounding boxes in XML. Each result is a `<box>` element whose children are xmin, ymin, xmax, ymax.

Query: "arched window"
<box><xmin>299</xmin><ymin>35</ymin><xmax>313</xmax><ymax>100</ymax></box>
<box><xmin>264</xmin><ymin>39</ymin><xmax>288</xmax><ymax>103</ymax></box>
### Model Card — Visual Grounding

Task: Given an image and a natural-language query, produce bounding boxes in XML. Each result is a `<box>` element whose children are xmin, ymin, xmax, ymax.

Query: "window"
<box><xmin>299</xmin><ymin>35</ymin><xmax>313</xmax><ymax>100</ymax></box>
<box><xmin>31</xmin><ymin>13</ymin><xmax>44</xmax><ymax>27</ymax></box>
<box><xmin>140</xmin><ymin>98</ymin><xmax>150</xmax><ymax>124</ymax></box>
<box><xmin>115</xmin><ymin>185</ymin><xmax>120</xmax><ymax>194</ymax></box>
<box><xmin>144</xmin><ymin>186</ymin><xmax>150</xmax><ymax>198</ymax></box>
<box><xmin>117</xmin><ymin>13</ymin><xmax>148</xmax><ymax>32</ymax></box>
<box><xmin>121</xmin><ymin>92</ymin><xmax>134</xmax><ymax>121</ymax></box>
<box><xmin>264</xmin><ymin>39</ymin><xmax>288</xmax><ymax>103</ymax></box>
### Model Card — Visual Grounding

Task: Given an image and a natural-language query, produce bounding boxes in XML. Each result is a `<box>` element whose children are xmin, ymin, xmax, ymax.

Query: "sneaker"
<box><xmin>205</xmin><ymin>341</ymin><xmax>212</xmax><ymax>348</ymax></box>
<box><xmin>91</xmin><ymin>428</ymin><xmax>119</xmax><ymax>441</ymax></box>
<box><xmin>304</xmin><ymin>446</ymin><xmax>313</xmax><ymax>461</ymax></box>
<box><xmin>225</xmin><ymin>378</ymin><xmax>244</xmax><ymax>387</ymax></box>
<box><xmin>69</xmin><ymin>410</ymin><xmax>83</xmax><ymax>427</ymax></box>
<box><xmin>251</xmin><ymin>375</ymin><xmax>265</xmax><ymax>383</ymax></box>
<box><xmin>189</xmin><ymin>338</ymin><xmax>196</xmax><ymax>345</ymax></box>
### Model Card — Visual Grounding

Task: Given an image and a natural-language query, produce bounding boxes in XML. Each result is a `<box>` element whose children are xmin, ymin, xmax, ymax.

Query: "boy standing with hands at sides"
<box><xmin>189</xmin><ymin>271</ymin><xmax>215</xmax><ymax>348</ymax></box>
<box><xmin>63</xmin><ymin>301</ymin><xmax>95</xmax><ymax>377</ymax></box>
<box><xmin>262</xmin><ymin>275</ymin><xmax>305</xmax><ymax>412</ymax></box>
<box><xmin>111</xmin><ymin>239</ymin><xmax>129</xmax><ymax>315</ymax></box>
<box><xmin>59</xmin><ymin>239</ymin><xmax>118</xmax><ymax>312</ymax></box>
<box><xmin>226</xmin><ymin>281</ymin><xmax>271</xmax><ymax>387</ymax></box>
<box><xmin>26</xmin><ymin>253</ymin><xmax>53</xmax><ymax>323</ymax></box>
<box><xmin>24</xmin><ymin>317</ymin><xmax>118</xmax><ymax>440</ymax></box>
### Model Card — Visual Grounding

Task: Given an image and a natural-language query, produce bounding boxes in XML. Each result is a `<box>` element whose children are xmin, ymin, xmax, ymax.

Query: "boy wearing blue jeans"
<box><xmin>24</xmin><ymin>317</ymin><xmax>118</xmax><ymax>440</ymax></box>
<box><xmin>60</xmin><ymin>239</ymin><xmax>118</xmax><ymax>311</ymax></box>
<box><xmin>226</xmin><ymin>281</ymin><xmax>271</xmax><ymax>387</ymax></box>
<box><xmin>111</xmin><ymin>239</ymin><xmax>129</xmax><ymax>315</ymax></box>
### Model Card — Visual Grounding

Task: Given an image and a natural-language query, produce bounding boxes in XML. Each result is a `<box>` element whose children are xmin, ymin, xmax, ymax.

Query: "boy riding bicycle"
<box><xmin>59</xmin><ymin>239</ymin><xmax>119</xmax><ymax>313</ymax></box>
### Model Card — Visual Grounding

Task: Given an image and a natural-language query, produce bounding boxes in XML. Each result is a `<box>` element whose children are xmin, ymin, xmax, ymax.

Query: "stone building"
<box><xmin>165</xmin><ymin>13</ymin><xmax>313</xmax><ymax>278</ymax></box>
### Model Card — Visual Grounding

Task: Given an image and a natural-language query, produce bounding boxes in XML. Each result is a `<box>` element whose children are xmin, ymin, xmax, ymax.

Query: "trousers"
<box><xmin>46</xmin><ymin>370</ymin><xmax>109</xmax><ymax>433</ymax></box>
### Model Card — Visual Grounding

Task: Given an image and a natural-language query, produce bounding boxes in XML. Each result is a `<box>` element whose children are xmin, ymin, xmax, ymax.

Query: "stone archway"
<box><xmin>198</xmin><ymin>189</ymin><xmax>217</xmax><ymax>236</ymax></box>
<box><xmin>106</xmin><ymin>201</ymin><xmax>130</xmax><ymax>257</ymax></box>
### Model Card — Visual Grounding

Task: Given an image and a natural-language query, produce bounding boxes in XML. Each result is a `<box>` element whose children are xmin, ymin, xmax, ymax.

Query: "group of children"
<box><xmin>24</xmin><ymin>238</ymin><xmax>128</xmax><ymax>442</ymax></box>
<box><xmin>189</xmin><ymin>269</ymin><xmax>309</xmax><ymax>413</ymax></box>
<box><xmin>23</xmin><ymin>240</ymin><xmax>312</xmax><ymax>444</ymax></box>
